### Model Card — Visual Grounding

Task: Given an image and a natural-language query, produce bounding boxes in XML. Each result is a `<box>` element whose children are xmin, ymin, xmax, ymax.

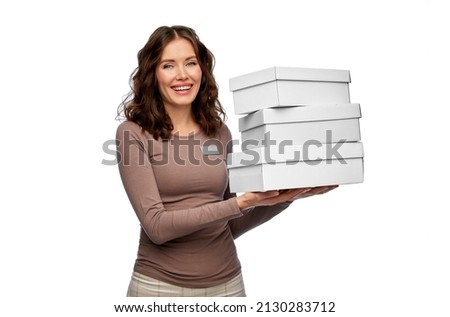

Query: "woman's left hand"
<box><xmin>281</xmin><ymin>185</ymin><xmax>339</xmax><ymax>202</ymax></box>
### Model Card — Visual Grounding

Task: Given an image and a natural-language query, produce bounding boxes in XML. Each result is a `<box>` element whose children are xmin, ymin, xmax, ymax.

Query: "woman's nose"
<box><xmin>176</xmin><ymin>67</ymin><xmax>188</xmax><ymax>80</ymax></box>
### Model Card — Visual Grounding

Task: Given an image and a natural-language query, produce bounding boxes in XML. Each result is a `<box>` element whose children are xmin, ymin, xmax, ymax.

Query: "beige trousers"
<box><xmin>127</xmin><ymin>271</ymin><xmax>246</xmax><ymax>297</ymax></box>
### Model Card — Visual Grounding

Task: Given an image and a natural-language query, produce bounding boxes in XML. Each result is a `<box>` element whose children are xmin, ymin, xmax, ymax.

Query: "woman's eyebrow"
<box><xmin>160</xmin><ymin>56</ymin><xmax>197</xmax><ymax>63</ymax></box>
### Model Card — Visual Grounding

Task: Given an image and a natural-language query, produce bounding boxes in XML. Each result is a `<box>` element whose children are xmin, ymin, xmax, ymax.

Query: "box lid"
<box><xmin>227</xmin><ymin>141</ymin><xmax>363</xmax><ymax>168</ymax></box>
<box><xmin>239</xmin><ymin>103</ymin><xmax>361</xmax><ymax>132</ymax></box>
<box><xmin>229</xmin><ymin>66</ymin><xmax>351</xmax><ymax>91</ymax></box>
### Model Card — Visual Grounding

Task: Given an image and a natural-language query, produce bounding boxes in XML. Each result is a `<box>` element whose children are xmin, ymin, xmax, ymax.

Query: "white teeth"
<box><xmin>173</xmin><ymin>85</ymin><xmax>191</xmax><ymax>91</ymax></box>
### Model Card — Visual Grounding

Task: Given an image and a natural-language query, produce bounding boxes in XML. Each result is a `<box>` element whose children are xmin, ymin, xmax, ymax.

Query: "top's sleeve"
<box><xmin>223</xmin><ymin>125</ymin><xmax>292</xmax><ymax>239</ymax></box>
<box><xmin>116</xmin><ymin>122</ymin><xmax>244</xmax><ymax>245</ymax></box>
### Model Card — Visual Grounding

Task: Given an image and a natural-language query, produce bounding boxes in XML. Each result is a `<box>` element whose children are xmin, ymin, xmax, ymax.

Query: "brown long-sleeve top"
<box><xmin>116</xmin><ymin>121</ymin><xmax>291</xmax><ymax>288</ymax></box>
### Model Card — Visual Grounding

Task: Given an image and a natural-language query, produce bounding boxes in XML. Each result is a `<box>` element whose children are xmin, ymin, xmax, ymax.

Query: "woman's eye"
<box><xmin>186</xmin><ymin>61</ymin><xmax>197</xmax><ymax>67</ymax></box>
<box><xmin>162</xmin><ymin>64</ymin><xmax>174</xmax><ymax>69</ymax></box>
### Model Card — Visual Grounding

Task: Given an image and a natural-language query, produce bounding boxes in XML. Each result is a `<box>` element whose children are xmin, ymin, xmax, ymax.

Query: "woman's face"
<box><xmin>156</xmin><ymin>38</ymin><xmax>202</xmax><ymax>111</ymax></box>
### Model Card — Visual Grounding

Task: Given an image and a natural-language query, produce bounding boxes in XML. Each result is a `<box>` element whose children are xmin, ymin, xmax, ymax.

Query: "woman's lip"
<box><xmin>171</xmin><ymin>84</ymin><xmax>194</xmax><ymax>95</ymax></box>
<box><xmin>171</xmin><ymin>84</ymin><xmax>193</xmax><ymax>91</ymax></box>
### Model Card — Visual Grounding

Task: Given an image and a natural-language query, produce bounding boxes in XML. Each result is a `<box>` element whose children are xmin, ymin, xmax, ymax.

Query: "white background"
<box><xmin>0</xmin><ymin>0</ymin><xmax>448</xmax><ymax>316</ymax></box>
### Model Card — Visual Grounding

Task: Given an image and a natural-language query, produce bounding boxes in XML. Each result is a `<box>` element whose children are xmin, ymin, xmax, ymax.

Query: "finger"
<box><xmin>313</xmin><ymin>188</ymin><xmax>330</xmax><ymax>195</ymax></box>
<box><xmin>292</xmin><ymin>187</ymin><xmax>312</xmax><ymax>195</ymax></box>
<box><xmin>254</xmin><ymin>190</ymin><xmax>280</xmax><ymax>199</ymax></box>
<box><xmin>322</xmin><ymin>185</ymin><xmax>339</xmax><ymax>191</ymax></box>
<box><xmin>278</xmin><ymin>189</ymin><xmax>294</xmax><ymax>195</ymax></box>
<box><xmin>276</xmin><ymin>187</ymin><xmax>310</xmax><ymax>197</ymax></box>
<box><xmin>279</xmin><ymin>188</ymin><xmax>312</xmax><ymax>201</ymax></box>
<box><xmin>309</xmin><ymin>185</ymin><xmax>338</xmax><ymax>195</ymax></box>
<box><xmin>259</xmin><ymin>189</ymin><xmax>301</xmax><ymax>205</ymax></box>
<box><xmin>320</xmin><ymin>185</ymin><xmax>339</xmax><ymax>193</ymax></box>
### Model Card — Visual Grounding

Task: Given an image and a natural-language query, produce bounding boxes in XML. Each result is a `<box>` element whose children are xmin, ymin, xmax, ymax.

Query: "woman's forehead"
<box><xmin>160</xmin><ymin>38</ymin><xmax>197</xmax><ymax>61</ymax></box>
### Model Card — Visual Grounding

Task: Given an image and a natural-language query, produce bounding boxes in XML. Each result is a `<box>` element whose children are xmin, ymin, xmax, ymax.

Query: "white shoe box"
<box><xmin>239</xmin><ymin>103</ymin><xmax>361</xmax><ymax>149</ymax></box>
<box><xmin>229</xmin><ymin>66</ymin><xmax>351</xmax><ymax>114</ymax></box>
<box><xmin>227</xmin><ymin>142</ymin><xmax>364</xmax><ymax>193</ymax></box>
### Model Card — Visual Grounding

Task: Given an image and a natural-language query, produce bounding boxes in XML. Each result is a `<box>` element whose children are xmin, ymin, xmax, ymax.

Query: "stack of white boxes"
<box><xmin>227</xmin><ymin>66</ymin><xmax>364</xmax><ymax>193</ymax></box>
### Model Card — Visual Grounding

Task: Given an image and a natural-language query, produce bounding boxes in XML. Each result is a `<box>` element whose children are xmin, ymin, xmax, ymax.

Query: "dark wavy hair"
<box><xmin>117</xmin><ymin>25</ymin><xmax>226</xmax><ymax>139</ymax></box>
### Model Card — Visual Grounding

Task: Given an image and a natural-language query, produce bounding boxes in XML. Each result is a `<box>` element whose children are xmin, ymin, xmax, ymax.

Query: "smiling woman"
<box><xmin>115</xmin><ymin>25</ymin><xmax>337</xmax><ymax>297</ymax></box>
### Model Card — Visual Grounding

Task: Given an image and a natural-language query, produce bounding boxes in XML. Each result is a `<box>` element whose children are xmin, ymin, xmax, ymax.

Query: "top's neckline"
<box><xmin>171</xmin><ymin>128</ymin><xmax>205</xmax><ymax>139</ymax></box>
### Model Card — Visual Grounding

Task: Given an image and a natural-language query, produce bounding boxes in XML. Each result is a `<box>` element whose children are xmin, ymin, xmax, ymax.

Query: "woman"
<box><xmin>116</xmin><ymin>25</ymin><xmax>336</xmax><ymax>297</ymax></box>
